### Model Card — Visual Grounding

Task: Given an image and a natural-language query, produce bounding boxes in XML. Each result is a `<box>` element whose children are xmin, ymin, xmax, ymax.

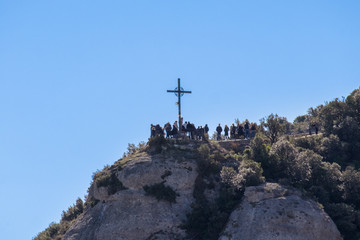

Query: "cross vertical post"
<box><xmin>177</xmin><ymin>78</ymin><xmax>181</xmax><ymax>127</ymax></box>
<box><xmin>167</xmin><ymin>78</ymin><xmax>192</xmax><ymax>130</ymax></box>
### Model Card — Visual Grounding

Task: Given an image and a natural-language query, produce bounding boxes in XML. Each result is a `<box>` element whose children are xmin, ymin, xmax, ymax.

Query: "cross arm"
<box><xmin>167</xmin><ymin>90</ymin><xmax>192</xmax><ymax>93</ymax></box>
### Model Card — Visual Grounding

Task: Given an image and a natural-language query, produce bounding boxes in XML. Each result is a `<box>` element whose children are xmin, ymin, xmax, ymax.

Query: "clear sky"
<box><xmin>0</xmin><ymin>1</ymin><xmax>359</xmax><ymax>239</ymax></box>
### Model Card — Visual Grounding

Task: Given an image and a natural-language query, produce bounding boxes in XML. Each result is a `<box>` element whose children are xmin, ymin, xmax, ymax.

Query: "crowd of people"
<box><xmin>151</xmin><ymin>121</ymin><xmax>209</xmax><ymax>140</ymax></box>
<box><xmin>215</xmin><ymin>121</ymin><xmax>257</xmax><ymax>140</ymax></box>
<box><xmin>150</xmin><ymin>120</ymin><xmax>257</xmax><ymax>141</ymax></box>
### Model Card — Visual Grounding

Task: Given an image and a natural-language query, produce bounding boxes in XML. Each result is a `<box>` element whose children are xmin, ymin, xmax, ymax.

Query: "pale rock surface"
<box><xmin>219</xmin><ymin>182</ymin><xmax>342</xmax><ymax>240</ymax></box>
<box><xmin>63</xmin><ymin>153</ymin><xmax>197</xmax><ymax>240</ymax></box>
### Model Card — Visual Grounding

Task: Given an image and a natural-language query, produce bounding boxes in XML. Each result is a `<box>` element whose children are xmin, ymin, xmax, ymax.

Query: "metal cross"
<box><xmin>167</xmin><ymin>78</ymin><xmax>192</xmax><ymax>128</ymax></box>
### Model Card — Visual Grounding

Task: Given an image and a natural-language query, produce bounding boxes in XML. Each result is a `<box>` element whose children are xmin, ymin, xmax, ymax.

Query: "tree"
<box><xmin>220</xmin><ymin>160</ymin><xmax>265</xmax><ymax>190</ymax></box>
<box><xmin>260</xmin><ymin>114</ymin><xmax>289</xmax><ymax>144</ymax></box>
<box><xmin>319</xmin><ymin>98</ymin><xmax>348</xmax><ymax>137</ymax></box>
<box><xmin>346</xmin><ymin>88</ymin><xmax>360</xmax><ymax>124</ymax></box>
<box><xmin>343</xmin><ymin>167</ymin><xmax>360</xmax><ymax>208</ymax></box>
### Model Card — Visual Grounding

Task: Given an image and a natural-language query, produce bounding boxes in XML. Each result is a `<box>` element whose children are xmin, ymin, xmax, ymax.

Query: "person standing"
<box><xmin>204</xmin><ymin>124</ymin><xmax>210</xmax><ymax>140</ymax></box>
<box><xmin>244</xmin><ymin>121</ymin><xmax>250</xmax><ymax>139</ymax></box>
<box><xmin>172</xmin><ymin>123</ymin><xmax>178</xmax><ymax>138</ymax></box>
<box><xmin>224</xmin><ymin>125</ymin><xmax>229</xmax><ymax>140</ymax></box>
<box><xmin>164</xmin><ymin>122</ymin><xmax>172</xmax><ymax>138</ymax></box>
<box><xmin>237</xmin><ymin>124</ymin><xmax>244</xmax><ymax>139</ymax></box>
<box><xmin>250</xmin><ymin>123</ymin><xmax>257</xmax><ymax>138</ymax></box>
<box><xmin>199</xmin><ymin>126</ymin><xmax>205</xmax><ymax>140</ymax></box>
<box><xmin>216</xmin><ymin>124</ymin><xmax>223</xmax><ymax>140</ymax></box>
<box><xmin>204</xmin><ymin>124</ymin><xmax>209</xmax><ymax>134</ymax></box>
<box><xmin>150</xmin><ymin>124</ymin><xmax>156</xmax><ymax>138</ymax></box>
<box><xmin>230</xmin><ymin>124</ymin><xmax>236</xmax><ymax>139</ymax></box>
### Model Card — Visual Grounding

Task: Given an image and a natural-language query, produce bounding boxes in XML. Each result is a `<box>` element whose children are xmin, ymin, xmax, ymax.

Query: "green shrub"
<box><xmin>123</xmin><ymin>142</ymin><xmax>146</xmax><ymax>157</ymax></box>
<box><xmin>343</xmin><ymin>167</ymin><xmax>360</xmax><ymax>208</ymax></box>
<box><xmin>147</xmin><ymin>135</ymin><xmax>166</xmax><ymax>154</ymax></box>
<box><xmin>34</xmin><ymin>198</ymin><xmax>84</xmax><ymax>240</ymax></box>
<box><xmin>34</xmin><ymin>223</ymin><xmax>60</xmax><ymax>240</ymax></box>
<box><xmin>93</xmin><ymin>169</ymin><xmax>126</xmax><ymax>195</ymax></box>
<box><xmin>87</xmin><ymin>199</ymin><xmax>100</xmax><ymax>208</ymax></box>
<box><xmin>184</xmin><ymin>176</ymin><xmax>244</xmax><ymax>240</ymax></box>
<box><xmin>143</xmin><ymin>181</ymin><xmax>178</xmax><ymax>203</ymax></box>
<box><xmin>220</xmin><ymin>167</ymin><xmax>237</xmax><ymax>186</ymax></box>
<box><xmin>61</xmin><ymin>198</ymin><xmax>84</xmax><ymax>222</ymax></box>
<box><xmin>197</xmin><ymin>144</ymin><xmax>210</xmax><ymax>160</ymax></box>
<box><xmin>239</xmin><ymin>160</ymin><xmax>265</xmax><ymax>187</ymax></box>
<box><xmin>221</xmin><ymin>160</ymin><xmax>265</xmax><ymax>190</ymax></box>
<box><xmin>325</xmin><ymin>203</ymin><xmax>360</xmax><ymax>240</ymax></box>
<box><xmin>196</xmin><ymin>144</ymin><xmax>222</xmax><ymax>176</ymax></box>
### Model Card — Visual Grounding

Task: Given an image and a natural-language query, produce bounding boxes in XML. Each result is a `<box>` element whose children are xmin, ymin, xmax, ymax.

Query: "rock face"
<box><xmin>220</xmin><ymin>183</ymin><xmax>342</xmax><ymax>240</ymax></box>
<box><xmin>63</xmin><ymin>152</ymin><xmax>198</xmax><ymax>240</ymax></box>
<box><xmin>60</xmin><ymin>144</ymin><xmax>342</xmax><ymax>240</ymax></box>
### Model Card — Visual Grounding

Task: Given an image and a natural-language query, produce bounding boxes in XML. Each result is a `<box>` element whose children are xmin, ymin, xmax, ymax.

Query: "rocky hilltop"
<box><xmin>35</xmin><ymin>138</ymin><xmax>342</xmax><ymax>240</ymax></box>
<box><xmin>64</xmin><ymin>145</ymin><xmax>198</xmax><ymax>240</ymax></box>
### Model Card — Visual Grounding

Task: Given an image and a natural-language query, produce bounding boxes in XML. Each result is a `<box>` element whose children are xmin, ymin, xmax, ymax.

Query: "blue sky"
<box><xmin>0</xmin><ymin>1</ymin><xmax>359</xmax><ymax>239</ymax></box>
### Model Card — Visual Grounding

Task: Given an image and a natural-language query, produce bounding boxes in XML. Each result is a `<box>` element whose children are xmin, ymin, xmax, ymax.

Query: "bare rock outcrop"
<box><xmin>63</xmin><ymin>152</ymin><xmax>197</xmax><ymax>240</ymax></box>
<box><xmin>219</xmin><ymin>182</ymin><xmax>342</xmax><ymax>240</ymax></box>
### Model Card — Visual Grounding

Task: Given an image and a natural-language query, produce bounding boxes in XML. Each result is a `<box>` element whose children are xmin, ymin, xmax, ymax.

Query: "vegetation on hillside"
<box><xmin>35</xmin><ymin>87</ymin><xmax>360</xmax><ymax>240</ymax></box>
<box><xmin>247</xmin><ymin>87</ymin><xmax>360</xmax><ymax>240</ymax></box>
<box><xmin>143</xmin><ymin>181</ymin><xmax>178</xmax><ymax>203</ymax></box>
<box><xmin>34</xmin><ymin>198</ymin><xmax>84</xmax><ymax>240</ymax></box>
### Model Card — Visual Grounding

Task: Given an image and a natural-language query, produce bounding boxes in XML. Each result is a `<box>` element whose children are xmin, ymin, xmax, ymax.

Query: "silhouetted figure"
<box><xmin>204</xmin><ymin>124</ymin><xmax>209</xmax><ymax>134</ymax></box>
<box><xmin>150</xmin><ymin>124</ymin><xmax>156</xmax><ymax>138</ymax></box>
<box><xmin>172</xmin><ymin>123</ymin><xmax>178</xmax><ymax>138</ymax></box>
<box><xmin>164</xmin><ymin>122</ymin><xmax>172</xmax><ymax>138</ymax></box>
<box><xmin>230</xmin><ymin>124</ymin><xmax>236</xmax><ymax>139</ymax></box>
<box><xmin>155</xmin><ymin>124</ymin><xmax>163</xmax><ymax>136</ymax></box>
<box><xmin>198</xmin><ymin>126</ymin><xmax>205</xmax><ymax>140</ymax></box>
<box><xmin>187</xmin><ymin>122</ymin><xmax>193</xmax><ymax>139</ymax></box>
<box><xmin>315</xmin><ymin>125</ymin><xmax>319</xmax><ymax>135</ymax></box>
<box><xmin>216</xmin><ymin>124</ymin><xmax>222</xmax><ymax>140</ymax></box>
<box><xmin>250</xmin><ymin>123</ymin><xmax>256</xmax><ymax>138</ymax></box>
<box><xmin>182</xmin><ymin>121</ymin><xmax>187</xmax><ymax>132</ymax></box>
<box><xmin>244</xmin><ymin>121</ymin><xmax>250</xmax><ymax>139</ymax></box>
<box><xmin>191</xmin><ymin>123</ymin><xmax>196</xmax><ymax>139</ymax></box>
<box><xmin>224</xmin><ymin>125</ymin><xmax>229</xmax><ymax>140</ymax></box>
<box><xmin>237</xmin><ymin>124</ymin><xmax>244</xmax><ymax>138</ymax></box>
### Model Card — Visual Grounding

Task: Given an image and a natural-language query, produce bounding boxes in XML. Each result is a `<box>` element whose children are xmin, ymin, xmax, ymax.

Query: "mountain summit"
<box><xmin>35</xmin><ymin>139</ymin><xmax>341</xmax><ymax>240</ymax></box>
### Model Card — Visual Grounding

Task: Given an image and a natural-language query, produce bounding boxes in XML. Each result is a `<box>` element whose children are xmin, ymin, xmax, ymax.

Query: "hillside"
<box><xmin>35</xmin><ymin>87</ymin><xmax>360</xmax><ymax>240</ymax></box>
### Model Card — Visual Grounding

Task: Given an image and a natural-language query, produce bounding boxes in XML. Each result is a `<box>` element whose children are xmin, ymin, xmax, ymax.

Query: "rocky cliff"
<box><xmin>64</xmin><ymin>146</ymin><xmax>198</xmax><ymax>240</ymax></box>
<box><xmin>37</xmin><ymin>140</ymin><xmax>342</xmax><ymax>240</ymax></box>
<box><xmin>220</xmin><ymin>183</ymin><xmax>342</xmax><ymax>240</ymax></box>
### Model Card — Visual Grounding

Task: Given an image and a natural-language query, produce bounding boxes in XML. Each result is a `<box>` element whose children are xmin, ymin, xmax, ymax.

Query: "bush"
<box><xmin>196</xmin><ymin>145</ymin><xmax>222</xmax><ymax>176</ymax></box>
<box><xmin>293</xmin><ymin>135</ymin><xmax>322</xmax><ymax>153</ymax></box>
<box><xmin>184</xmin><ymin>177</ymin><xmax>244</xmax><ymax>240</ymax></box>
<box><xmin>320</xmin><ymin>134</ymin><xmax>345</xmax><ymax>163</ymax></box>
<box><xmin>325</xmin><ymin>203</ymin><xmax>360</xmax><ymax>240</ymax></box>
<box><xmin>34</xmin><ymin>223</ymin><xmax>60</xmax><ymax>240</ymax></box>
<box><xmin>147</xmin><ymin>135</ymin><xmax>166</xmax><ymax>154</ymax></box>
<box><xmin>220</xmin><ymin>167</ymin><xmax>237</xmax><ymax>186</ymax></box>
<box><xmin>34</xmin><ymin>198</ymin><xmax>85</xmax><ymax>240</ymax></box>
<box><xmin>61</xmin><ymin>198</ymin><xmax>84</xmax><ymax>222</ymax></box>
<box><xmin>260</xmin><ymin>113</ymin><xmax>289</xmax><ymax>144</ymax></box>
<box><xmin>220</xmin><ymin>160</ymin><xmax>265</xmax><ymax>190</ymax></box>
<box><xmin>93</xmin><ymin>169</ymin><xmax>126</xmax><ymax>195</ymax></box>
<box><xmin>143</xmin><ymin>181</ymin><xmax>178</xmax><ymax>203</ymax></box>
<box><xmin>197</xmin><ymin>144</ymin><xmax>210</xmax><ymax>160</ymax></box>
<box><xmin>343</xmin><ymin>167</ymin><xmax>360</xmax><ymax>208</ymax></box>
<box><xmin>239</xmin><ymin>160</ymin><xmax>265</xmax><ymax>187</ymax></box>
